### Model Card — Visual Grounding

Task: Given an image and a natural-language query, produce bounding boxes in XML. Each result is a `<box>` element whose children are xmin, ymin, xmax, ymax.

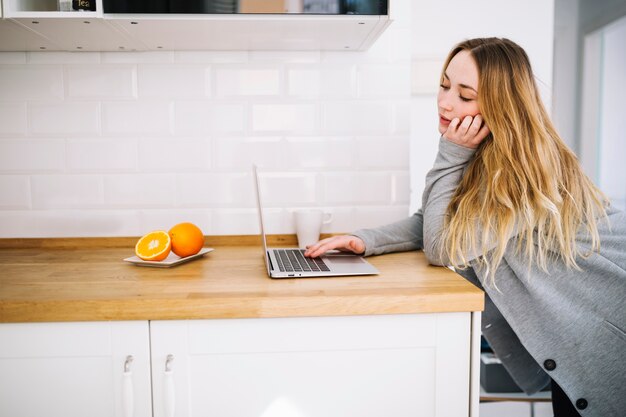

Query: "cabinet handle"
<box><xmin>122</xmin><ymin>355</ymin><xmax>134</xmax><ymax>417</ymax></box>
<box><xmin>164</xmin><ymin>354</ymin><xmax>175</xmax><ymax>417</ymax></box>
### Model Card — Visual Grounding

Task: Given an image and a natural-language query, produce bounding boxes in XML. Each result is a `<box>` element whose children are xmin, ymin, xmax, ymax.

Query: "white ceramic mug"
<box><xmin>294</xmin><ymin>210</ymin><xmax>333</xmax><ymax>249</ymax></box>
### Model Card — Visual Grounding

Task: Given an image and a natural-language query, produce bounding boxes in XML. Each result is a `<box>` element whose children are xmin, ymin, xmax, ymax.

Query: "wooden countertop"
<box><xmin>0</xmin><ymin>236</ymin><xmax>484</xmax><ymax>323</ymax></box>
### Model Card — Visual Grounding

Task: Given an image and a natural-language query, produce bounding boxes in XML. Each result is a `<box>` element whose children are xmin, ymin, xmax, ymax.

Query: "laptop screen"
<box><xmin>252</xmin><ymin>165</ymin><xmax>271</xmax><ymax>275</ymax></box>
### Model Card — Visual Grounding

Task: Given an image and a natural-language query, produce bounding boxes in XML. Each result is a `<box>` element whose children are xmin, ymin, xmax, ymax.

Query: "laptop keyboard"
<box><xmin>274</xmin><ymin>249</ymin><xmax>330</xmax><ymax>273</ymax></box>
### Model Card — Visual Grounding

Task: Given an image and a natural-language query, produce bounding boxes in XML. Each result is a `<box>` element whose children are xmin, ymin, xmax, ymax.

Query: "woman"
<box><xmin>305</xmin><ymin>38</ymin><xmax>626</xmax><ymax>417</ymax></box>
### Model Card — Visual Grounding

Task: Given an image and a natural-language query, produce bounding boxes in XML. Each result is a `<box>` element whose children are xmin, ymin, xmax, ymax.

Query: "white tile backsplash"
<box><xmin>252</xmin><ymin>103</ymin><xmax>317</xmax><ymax>132</ymax></box>
<box><xmin>357</xmin><ymin>64</ymin><xmax>411</xmax><ymax>98</ymax></box>
<box><xmin>0</xmin><ymin>176</ymin><xmax>31</xmax><ymax>209</ymax></box>
<box><xmin>66</xmin><ymin>65</ymin><xmax>137</xmax><ymax>99</ymax></box>
<box><xmin>0</xmin><ymin>10</ymin><xmax>411</xmax><ymax>237</ymax></box>
<box><xmin>286</xmin><ymin>64</ymin><xmax>356</xmax><ymax>98</ymax></box>
<box><xmin>0</xmin><ymin>103</ymin><xmax>27</xmax><ymax>136</ymax></box>
<box><xmin>322</xmin><ymin>172</ymin><xmax>393</xmax><ymax>205</ymax></box>
<box><xmin>258</xmin><ymin>172</ymin><xmax>318</xmax><ymax>206</ymax></box>
<box><xmin>0</xmin><ymin>139</ymin><xmax>65</xmax><ymax>172</ymax></box>
<box><xmin>102</xmin><ymin>101</ymin><xmax>171</xmax><ymax>135</ymax></box>
<box><xmin>287</xmin><ymin>68</ymin><xmax>321</xmax><ymax>97</ymax></box>
<box><xmin>138</xmin><ymin>138</ymin><xmax>211</xmax><ymax>172</ymax></box>
<box><xmin>392</xmin><ymin>172</ymin><xmax>411</xmax><ymax>204</ymax></box>
<box><xmin>0</xmin><ymin>210</ymin><xmax>142</xmax><ymax>237</ymax></box>
<box><xmin>66</xmin><ymin>138</ymin><xmax>138</xmax><ymax>172</ymax></box>
<box><xmin>411</xmin><ymin>59</ymin><xmax>443</xmax><ymax>95</ymax></box>
<box><xmin>177</xmin><ymin>172</ymin><xmax>254</xmax><ymax>207</ymax></box>
<box><xmin>284</xmin><ymin>136</ymin><xmax>355</xmax><ymax>169</ymax></box>
<box><xmin>215</xmin><ymin>67</ymin><xmax>281</xmax><ymax>97</ymax></box>
<box><xmin>173</xmin><ymin>101</ymin><xmax>245</xmax><ymax>134</ymax></box>
<box><xmin>138</xmin><ymin>65</ymin><xmax>210</xmax><ymax>98</ymax></box>
<box><xmin>0</xmin><ymin>66</ymin><xmax>63</xmax><ymax>100</ymax></box>
<box><xmin>356</xmin><ymin>136</ymin><xmax>409</xmax><ymax>169</ymax></box>
<box><xmin>213</xmin><ymin>136</ymin><xmax>283</xmax><ymax>169</ymax></box>
<box><xmin>322</xmin><ymin>101</ymin><xmax>392</xmax><ymax>134</ymax></box>
<box><xmin>138</xmin><ymin>209</ymin><xmax>211</xmax><ymax>235</ymax></box>
<box><xmin>29</xmin><ymin>102</ymin><xmax>100</xmax><ymax>136</ymax></box>
<box><xmin>393</xmin><ymin>101</ymin><xmax>411</xmax><ymax>134</ymax></box>
<box><xmin>255</xmin><ymin>207</ymin><xmax>296</xmax><ymax>234</ymax></box>
<box><xmin>103</xmin><ymin>174</ymin><xmax>176</xmax><ymax>207</ymax></box>
<box><xmin>31</xmin><ymin>175</ymin><xmax>103</xmax><ymax>209</ymax></box>
<box><xmin>210</xmin><ymin>208</ymin><xmax>259</xmax><ymax>235</ymax></box>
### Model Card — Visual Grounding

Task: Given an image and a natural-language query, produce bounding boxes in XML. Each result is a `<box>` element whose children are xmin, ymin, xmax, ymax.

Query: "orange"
<box><xmin>135</xmin><ymin>230</ymin><xmax>171</xmax><ymax>261</ymax></box>
<box><xmin>168</xmin><ymin>222</ymin><xmax>204</xmax><ymax>258</ymax></box>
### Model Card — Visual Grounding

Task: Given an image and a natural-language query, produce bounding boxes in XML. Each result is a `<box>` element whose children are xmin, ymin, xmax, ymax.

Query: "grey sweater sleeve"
<box><xmin>422</xmin><ymin>137</ymin><xmax>476</xmax><ymax>265</ymax></box>
<box><xmin>352</xmin><ymin>209</ymin><xmax>424</xmax><ymax>257</ymax></box>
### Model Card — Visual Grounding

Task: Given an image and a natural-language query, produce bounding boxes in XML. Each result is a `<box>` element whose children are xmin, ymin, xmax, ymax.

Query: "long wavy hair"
<box><xmin>441</xmin><ymin>38</ymin><xmax>608</xmax><ymax>285</ymax></box>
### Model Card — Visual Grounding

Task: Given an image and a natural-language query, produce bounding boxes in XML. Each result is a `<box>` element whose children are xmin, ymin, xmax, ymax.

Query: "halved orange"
<box><xmin>135</xmin><ymin>230</ymin><xmax>171</xmax><ymax>261</ymax></box>
<box><xmin>169</xmin><ymin>222</ymin><xmax>204</xmax><ymax>258</ymax></box>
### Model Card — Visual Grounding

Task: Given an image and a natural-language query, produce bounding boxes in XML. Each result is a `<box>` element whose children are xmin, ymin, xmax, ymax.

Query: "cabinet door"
<box><xmin>0</xmin><ymin>321</ymin><xmax>152</xmax><ymax>417</ymax></box>
<box><xmin>151</xmin><ymin>313</ymin><xmax>471</xmax><ymax>417</ymax></box>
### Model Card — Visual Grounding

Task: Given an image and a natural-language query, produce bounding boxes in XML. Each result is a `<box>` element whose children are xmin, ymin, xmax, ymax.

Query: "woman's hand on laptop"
<box><xmin>304</xmin><ymin>235</ymin><xmax>366</xmax><ymax>258</ymax></box>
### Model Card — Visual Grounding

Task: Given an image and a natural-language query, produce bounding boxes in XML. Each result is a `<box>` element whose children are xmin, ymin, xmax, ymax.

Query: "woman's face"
<box><xmin>437</xmin><ymin>50</ymin><xmax>481</xmax><ymax>135</ymax></box>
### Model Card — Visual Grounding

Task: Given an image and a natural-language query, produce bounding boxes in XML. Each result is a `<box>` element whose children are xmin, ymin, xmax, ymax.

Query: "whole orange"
<box><xmin>168</xmin><ymin>222</ymin><xmax>204</xmax><ymax>258</ymax></box>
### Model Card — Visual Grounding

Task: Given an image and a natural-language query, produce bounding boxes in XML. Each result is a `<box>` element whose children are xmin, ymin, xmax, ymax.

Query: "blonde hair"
<box><xmin>441</xmin><ymin>38</ymin><xmax>608</xmax><ymax>285</ymax></box>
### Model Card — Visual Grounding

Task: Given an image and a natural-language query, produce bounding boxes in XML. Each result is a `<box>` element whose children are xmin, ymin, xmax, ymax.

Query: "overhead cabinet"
<box><xmin>103</xmin><ymin>0</ymin><xmax>388</xmax><ymax>15</ymax></box>
<box><xmin>0</xmin><ymin>0</ymin><xmax>392</xmax><ymax>51</ymax></box>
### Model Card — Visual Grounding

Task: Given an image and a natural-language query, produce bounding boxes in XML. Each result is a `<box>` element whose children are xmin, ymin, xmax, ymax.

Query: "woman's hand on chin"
<box><xmin>443</xmin><ymin>114</ymin><xmax>490</xmax><ymax>149</ymax></box>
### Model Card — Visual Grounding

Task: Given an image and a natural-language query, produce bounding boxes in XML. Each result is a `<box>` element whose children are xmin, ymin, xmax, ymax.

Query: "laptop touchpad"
<box><xmin>325</xmin><ymin>255</ymin><xmax>365</xmax><ymax>264</ymax></box>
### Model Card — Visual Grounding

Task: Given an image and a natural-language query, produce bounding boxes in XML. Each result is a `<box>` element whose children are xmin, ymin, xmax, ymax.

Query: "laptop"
<box><xmin>253</xmin><ymin>165</ymin><xmax>379</xmax><ymax>278</ymax></box>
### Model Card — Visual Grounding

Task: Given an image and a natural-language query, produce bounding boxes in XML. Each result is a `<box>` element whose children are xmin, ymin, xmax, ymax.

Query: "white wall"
<box><xmin>409</xmin><ymin>0</ymin><xmax>555</xmax><ymax>213</ymax></box>
<box><xmin>0</xmin><ymin>0</ymin><xmax>559</xmax><ymax>239</ymax></box>
<box><xmin>0</xmin><ymin>4</ymin><xmax>411</xmax><ymax>238</ymax></box>
<box><xmin>597</xmin><ymin>16</ymin><xmax>626</xmax><ymax>209</ymax></box>
<box><xmin>573</xmin><ymin>3</ymin><xmax>626</xmax><ymax>209</ymax></box>
<box><xmin>552</xmin><ymin>0</ymin><xmax>580</xmax><ymax>150</ymax></box>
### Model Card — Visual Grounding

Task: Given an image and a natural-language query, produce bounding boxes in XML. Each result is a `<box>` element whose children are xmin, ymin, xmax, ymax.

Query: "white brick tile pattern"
<box><xmin>0</xmin><ymin>103</ymin><xmax>27</xmax><ymax>136</ymax></box>
<box><xmin>66</xmin><ymin>65</ymin><xmax>136</xmax><ymax>99</ymax></box>
<box><xmin>0</xmin><ymin>7</ymin><xmax>412</xmax><ymax>237</ymax></box>
<box><xmin>29</xmin><ymin>102</ymin><xmax>101</xmax><ymax>136</ymax></box>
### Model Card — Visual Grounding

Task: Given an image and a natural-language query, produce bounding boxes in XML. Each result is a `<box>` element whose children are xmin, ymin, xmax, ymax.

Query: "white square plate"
<box><xmin>123</xmin><ymin>247</ymin><xmax>214</xmax><ymax>268</ymax></box>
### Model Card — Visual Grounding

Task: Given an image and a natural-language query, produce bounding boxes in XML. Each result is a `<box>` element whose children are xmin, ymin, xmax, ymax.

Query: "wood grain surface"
<box><xmin>0</xmin><ymin>236</ymin><xmax>484</xmax><ymax>323</ymax></box>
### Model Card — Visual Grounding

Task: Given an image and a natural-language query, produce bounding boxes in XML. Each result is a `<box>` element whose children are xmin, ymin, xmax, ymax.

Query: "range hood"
<box><xmin>0</xmin><ymin>0</ymin><xmax>392</xmax><ymax>52</ymax></box>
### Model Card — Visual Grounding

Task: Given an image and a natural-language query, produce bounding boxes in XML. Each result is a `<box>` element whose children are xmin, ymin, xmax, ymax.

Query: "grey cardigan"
<box><xmin>353</xmin><ymin>138</ymin><xmax>626</xmax><ymax>417</ymax></box>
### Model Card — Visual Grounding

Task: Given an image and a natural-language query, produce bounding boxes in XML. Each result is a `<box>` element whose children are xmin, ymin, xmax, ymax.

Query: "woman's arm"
<box><xmin>304</xmin><ymin>210</ymin><xmax>423</xmax><ymax>258</ymax></box>
<box><xmin>422</xmin><ymin>114</ymin><xmax>490</xmax><ymax>265</ymax></box>
<box><xmin>352</xmin><ymin>209</ymin><xmax>424</xmax><ymax>256</ymax></box>
<box><xmin>422</xmin><ymin>138</ymin><xmax>477</xmax><ymax>265</ymax></box>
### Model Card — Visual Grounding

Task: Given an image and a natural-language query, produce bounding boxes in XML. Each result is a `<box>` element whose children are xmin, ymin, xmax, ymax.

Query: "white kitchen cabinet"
<box><xmin>0</xmin><ymin>321</ymin><xmax>152</xmax><ymax>417</ymax></box>
<box><xmin>105</xmin><ymin>14</ymin><xmax>389</xmax><ymax>51</ymax></box>
<box><xmin>2</xmin><ymin>0</ymin><xmax>102</xmax><ymax>18</ymax></box>
<box><xmin>0</xmin><ymin>1</ymin><xmax>391</xmax><ymax>51</ymax></box>
<box><xmin>150</xmin><ymin>313</ymin><xmax>473</xmax><ymax>417</ymax></box>
<box><xmin>0</xmin><ymin>313</ymin><xmax>477</xmax><ymax>417</ymax></box>
<box><xmin>12</xmin><ymin>17</ymin><xmax>142</xmax><ymax>51</ymax></box>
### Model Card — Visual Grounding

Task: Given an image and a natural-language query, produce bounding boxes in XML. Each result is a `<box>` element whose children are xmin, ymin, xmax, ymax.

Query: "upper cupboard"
<box><xmin>0</xmin><ymin>0</ymin><xmax>392</xmax><ymax>51</ymax></box>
